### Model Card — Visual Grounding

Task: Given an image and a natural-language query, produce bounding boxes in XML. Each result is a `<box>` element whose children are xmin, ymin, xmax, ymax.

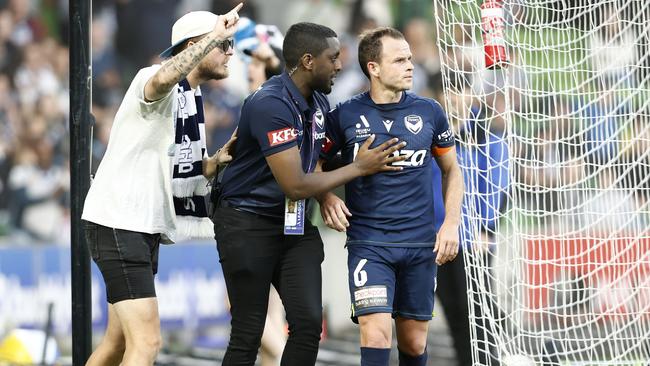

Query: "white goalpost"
<box><xmin>435</xmin><ymin>0</ymin><xmax>650</xmax><ymax>365</ymax></box>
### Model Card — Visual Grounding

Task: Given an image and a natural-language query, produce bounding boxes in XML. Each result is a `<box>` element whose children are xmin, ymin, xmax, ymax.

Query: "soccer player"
<box><xmin>318</xmin><ymin>27</ymin><xmax>464</xmax><ymax>366</ymax></box>
<box><xmin>211</xmin><ymin>22</ymin><xmax>407</xmax><ymax>366</ymax></box>
<box><xmin>81</xmin><ymin>6</ymin><xmax>242</xmax><ymax>366</ymax></box>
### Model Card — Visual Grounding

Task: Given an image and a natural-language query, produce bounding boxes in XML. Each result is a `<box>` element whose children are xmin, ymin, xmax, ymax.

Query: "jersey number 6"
<box><xmin>353</xmin><ymin>259</ymin><xmax>368</xmax><ymax>287</ymax></box>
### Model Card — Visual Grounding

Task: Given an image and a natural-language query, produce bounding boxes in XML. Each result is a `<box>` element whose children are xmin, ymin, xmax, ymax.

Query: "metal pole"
<box><xmin>69</xmin><ymin>0</ymin><xmax>93</xmax><ymax>363</ymax></box>
<box><xmin>40</xmin><ymin>303</ymin><xmax>54</xmax><ymax>366</ymax></box>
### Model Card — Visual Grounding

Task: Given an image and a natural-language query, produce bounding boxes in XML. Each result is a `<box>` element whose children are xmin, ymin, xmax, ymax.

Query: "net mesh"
<box><xmin>434</xmin><ymin>0</ymin><xmax>650</xmax><ymax>364</ymax></box>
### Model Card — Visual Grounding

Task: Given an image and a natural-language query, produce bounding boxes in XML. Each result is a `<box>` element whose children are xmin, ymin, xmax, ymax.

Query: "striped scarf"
<box><xmin>171</xmin><ymin>79</ymin><xmax>213</xmax><ymax>241</ymax></box>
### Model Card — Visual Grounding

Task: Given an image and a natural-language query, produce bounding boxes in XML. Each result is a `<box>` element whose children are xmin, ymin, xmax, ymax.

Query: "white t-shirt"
<box><xmin>82</xmin><ymin>65</ymin><xmax>179</xmax><ymax>242</ymax></box>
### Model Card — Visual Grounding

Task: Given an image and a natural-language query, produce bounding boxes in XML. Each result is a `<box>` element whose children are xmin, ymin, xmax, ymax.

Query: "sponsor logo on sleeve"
<box><xmin>437</xmin><ymin>128</ymin><xmax>454</xmax><ymax>143</ymax></box>
<box><xmin>267</xmin><ymin>127</ymin><xmax>298</xmax><ymax>147</ymax></box>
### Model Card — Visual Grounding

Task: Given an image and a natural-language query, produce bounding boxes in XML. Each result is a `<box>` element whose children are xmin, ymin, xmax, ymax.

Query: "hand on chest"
<box><xmin>342</xmin><ymin>111</ymin><xmax>433</xmax><ymax>168</ymax></box>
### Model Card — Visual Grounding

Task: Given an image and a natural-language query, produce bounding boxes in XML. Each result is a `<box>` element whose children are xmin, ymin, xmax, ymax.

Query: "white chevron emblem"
<box><xmin>404</xmin><ymin>114</ymin><xmax>423</xmax><ymax>135</ymax></box>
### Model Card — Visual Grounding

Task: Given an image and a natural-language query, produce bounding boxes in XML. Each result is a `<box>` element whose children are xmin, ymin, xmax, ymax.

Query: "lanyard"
<box><xmin>287</xmin><ymin>97</ymin><xmax>318</xmax><ymax>174</ymax></box>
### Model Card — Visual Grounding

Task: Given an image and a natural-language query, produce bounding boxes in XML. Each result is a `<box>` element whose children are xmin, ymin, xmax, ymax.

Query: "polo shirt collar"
<box><xmin>281</xmin><ymin>72</ymin><xmax>311</xmax><ymax>114</ymax></box>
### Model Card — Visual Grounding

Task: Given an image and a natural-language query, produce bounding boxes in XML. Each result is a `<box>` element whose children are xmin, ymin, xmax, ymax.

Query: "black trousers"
<box><xmin>437</xmin><ymin>248</ymin><xmax>498</xmax><ymax>366</ymax></box>
<box><xmin>213</xmin><ymin>206</ymin><xmax>324</xmax><ymax>366</ymax></box>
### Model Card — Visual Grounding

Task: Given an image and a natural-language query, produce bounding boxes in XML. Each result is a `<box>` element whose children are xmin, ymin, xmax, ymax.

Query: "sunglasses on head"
<box><xmin>217</xmin><ymin>38</ymin><xmax>234</xmax><ymax>53</ymax></box>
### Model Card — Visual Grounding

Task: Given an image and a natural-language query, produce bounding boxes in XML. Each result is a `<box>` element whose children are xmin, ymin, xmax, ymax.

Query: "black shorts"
<box><xmin>83</xmin><ymin>221</ymin><xmax>161</xmax><ymax>304</ymax></box>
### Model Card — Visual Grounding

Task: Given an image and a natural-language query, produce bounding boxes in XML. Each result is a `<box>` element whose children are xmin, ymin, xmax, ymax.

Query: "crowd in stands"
<box><xmin>1</xmin><ymin>0</ymin><xmax>646</xmax><ymax>244</ymax></box>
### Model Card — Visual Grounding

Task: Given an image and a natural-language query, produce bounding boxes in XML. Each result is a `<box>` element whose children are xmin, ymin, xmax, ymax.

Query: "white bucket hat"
<box><xmin>159</xmin><ymin>11</ymin><xmax>218</xmax><ymax>58</ymax></box>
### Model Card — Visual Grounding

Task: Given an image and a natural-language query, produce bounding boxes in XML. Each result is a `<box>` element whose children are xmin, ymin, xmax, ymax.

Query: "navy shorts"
<box><xmin>347</xmin><ymin>245</ymin><xmax>437</xmax><ymax>322</ymax></box>
<box><xmin>83</xmin><ymin>221</ymin><xmax>161</xmax><ymax>304</ymax></box>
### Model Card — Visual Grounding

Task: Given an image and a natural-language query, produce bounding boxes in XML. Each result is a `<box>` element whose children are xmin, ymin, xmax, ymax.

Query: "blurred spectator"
<box><xmin>403</xmin><ymin>17</ymin><xmax>440</xmax><ymax>96</ymax></box>
<box><xmin>0</xmin><ymin>9</ymin><xmax>21</xmax><ymax>77</ymax></box>
<box><xmin>327</xmin><ymin>33</ymin><xmax>368</xmax><ymax>106</ymax></box>
<box><xmin>589</xmin><ymin>4</ymin><xmax>638</xmax><ymax>90</ymax></box>
<box><xmin>91</xmin><ymin>11</ymin><xmax>122</xmax><ymax>107</ymax></box>
<box><xmin>0</xmin><ymin>0</ymin><xmax>71</xmax><ymax>242</ymax></box>
<box><xmin>202</xmin><ymin>80</ymin><xmax>240</xmax><ymax>151</ymax></box>
<box><xmin>621</xmin><ymin>113</ymin><xmax>650</xmax><ymax>215</ymax></box>
<box><xmin>0</xmin><ymin>74</ymin><xmax>15</xmax><ymax>215</ymax></box>
<box><xmin>582</xmin><ymin>166</ymin><xmax>647</xmax><ymax>234</ymax></box>
<box><xmin>327</xmin><ymin>8</ymin><xmax>378</xmax><ymax>105</ymax></box>
<box><xmin>436</xmin><ymin>80</ymin><xmax>510</xmax><ymax>366</ymax></box>
<box><xmin>14</xmin><ymin>42</ymin><xmax>60</xmax><ymax>108</ymax></box>
<box><xmin>8</xmin><ymin>135</ymin><xmax>68</xmax><ymax>242</ymax></box>
<box><xmin>7</xmin><ymin>0</ymin><xmax>46</xmax><ymax>46</ymax></box>
<box><xmin>578</xmin><ymin>88</ymin><xmax>628</xmax><ymax>173</ymax></box>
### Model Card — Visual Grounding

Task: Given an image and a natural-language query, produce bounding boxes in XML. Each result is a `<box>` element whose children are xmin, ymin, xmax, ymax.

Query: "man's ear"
<box><xmin>300</xmin><ymin>54</ymin><xmax>314</xmax><ymax>71</ymax></box>
<box><xmin>367</xmin><ymin>61</ymin><xmax>380</xmax><ymax>78</ymax></box>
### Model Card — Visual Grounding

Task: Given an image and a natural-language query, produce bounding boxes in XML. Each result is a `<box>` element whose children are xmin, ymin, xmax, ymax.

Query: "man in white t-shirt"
<box><xmin>81</xmin><ymin>5</ymin><xmax>242</xmax><ymax>365</ymax></box>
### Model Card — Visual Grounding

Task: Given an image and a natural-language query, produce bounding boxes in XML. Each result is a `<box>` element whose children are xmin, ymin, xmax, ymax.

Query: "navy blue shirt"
<box><xmin>220</xmin><ymin>73</ymin><xmax>330</xmax><ymax>217</ymax></box>
<box><xmin>322</xmin><ymin>91</ymin><xmax>454</xmax><ymax>247</ymax></box>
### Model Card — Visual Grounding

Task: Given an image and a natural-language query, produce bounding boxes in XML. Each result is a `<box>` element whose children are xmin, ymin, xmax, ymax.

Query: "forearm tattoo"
<box><xmin>156</xmin><ymin>34</ymin><xmax>223</xmax><ymax>91</ymax></box>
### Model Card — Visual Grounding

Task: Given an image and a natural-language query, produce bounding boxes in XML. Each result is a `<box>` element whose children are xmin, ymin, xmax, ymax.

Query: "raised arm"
<box><xmin>144</xmin><ymin>3</ymin><xmax>243</xmax><ymax>101</ymax></box>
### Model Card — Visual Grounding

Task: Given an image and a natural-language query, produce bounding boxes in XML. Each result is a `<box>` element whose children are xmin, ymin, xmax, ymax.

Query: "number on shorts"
<box><xmin>353</xmin><ymin>259</ymin><xmax>368</xmax><ymax>287</ymax></box>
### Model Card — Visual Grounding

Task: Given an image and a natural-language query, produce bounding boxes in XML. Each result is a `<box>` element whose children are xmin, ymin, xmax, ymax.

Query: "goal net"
<box><xmin>435</xmin><ymin>0</ymin><xmax>650</xmax><ymax>365</ymax></box>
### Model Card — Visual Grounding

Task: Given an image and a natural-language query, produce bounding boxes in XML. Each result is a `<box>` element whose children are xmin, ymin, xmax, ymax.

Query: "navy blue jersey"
<box><xmin>322</xmin><ymin>91</ymin><xmax>454</xmax><ymax>247</ymax></box>
<box><xmin>219</xmin><ymin>73</ymin><xmax>330</xmax><ymax>217</ymax></box>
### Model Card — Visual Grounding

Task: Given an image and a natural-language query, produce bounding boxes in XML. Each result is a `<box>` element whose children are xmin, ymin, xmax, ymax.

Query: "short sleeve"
<box><xmin>430</xmin><ymin>100</ymin><xmax>456</xmax><ymax>157</ymax></box>
<box><xmin>321</xmin><ymin>107</ymin><xmax>344</xmax><ymax>161</ymax></box>
<box><xmin>247</xmin><ymin>95</ymin><xmax>299</xmax><ymax>156</ymax></box>
<box><xmin>132</xmin><ymin>65</ymin><xmax>175</xmax><ymax>120</ymax></box>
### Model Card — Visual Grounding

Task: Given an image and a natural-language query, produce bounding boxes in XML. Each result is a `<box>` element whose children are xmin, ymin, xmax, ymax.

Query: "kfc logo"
<box><xmin>267</xmin><ymin>127</ymin><xmax>298</xmax><ymax>146</ymax></box>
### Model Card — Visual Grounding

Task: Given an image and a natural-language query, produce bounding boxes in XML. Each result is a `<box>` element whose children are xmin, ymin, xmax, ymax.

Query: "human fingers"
<box><xmin>333</xmin><ymin>204</ymin><xmax>350</xmax><ymax>228</ymax></box>
<box><xmin>327</xmin><ymin>205</ymin><xmax>347</xmax><ymax>232</ymax></box>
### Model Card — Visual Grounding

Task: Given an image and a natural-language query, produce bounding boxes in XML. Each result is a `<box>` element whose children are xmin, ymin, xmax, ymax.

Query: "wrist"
<box><xmin>213</xmin><ymin>149</ymin><xmax>224</xmax><ymax>166</ymax></box>
<box><xmin>350</xmin><ymin>160</ymin><xmax>366</xmax><ymax>177</ymax></box>
<box><xmin>443</xmin><ymin>216</ymin><xmax>461</xmax><ymax>227</ymax></box>
<box><xmin>315</xmin><ymin>190</ymin><xmax>333</xmax><ymax>204</ymax></box>
<box><xmin>208</xmin><ymin>31</ymin><xmax>225</xmax><ymax>45</ymax></box>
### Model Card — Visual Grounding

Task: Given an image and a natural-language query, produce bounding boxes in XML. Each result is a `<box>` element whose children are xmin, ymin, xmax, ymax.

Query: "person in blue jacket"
<box><xmin>435</xmin><ymin>95</ymin><xmax>509</xmax><ymax>366</ymax></box>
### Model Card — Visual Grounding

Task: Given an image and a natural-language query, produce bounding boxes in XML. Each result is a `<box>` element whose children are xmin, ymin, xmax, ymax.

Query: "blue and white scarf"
<box><xmin>171</xmin><ymin>79</ymin><xmax>213</xmax><ymax>241</ymax></box>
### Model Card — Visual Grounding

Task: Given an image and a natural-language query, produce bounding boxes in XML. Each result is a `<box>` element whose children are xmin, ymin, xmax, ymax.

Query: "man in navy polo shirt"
<box><xmin>212</xmin><ymin>22</ymin><xmax>407</xmax><ymax>366</ymax></box>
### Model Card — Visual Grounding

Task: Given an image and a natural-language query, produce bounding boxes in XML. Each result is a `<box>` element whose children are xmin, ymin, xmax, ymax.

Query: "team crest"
<box><xmin>314</xmin><ymin>109</ymin><xmax>324</xmax><ymax>129</ymax></box>
<box><xmin>404</xmin><ymin>115</ymin><xmax>423</xmax><ymax>135</ymax></box>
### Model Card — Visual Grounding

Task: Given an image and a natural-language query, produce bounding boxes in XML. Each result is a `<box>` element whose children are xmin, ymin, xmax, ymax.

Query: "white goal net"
<box><xmin>435</xmin><ymin>0</ymin><xmax>650</xmax><ymax>365</ymax></box>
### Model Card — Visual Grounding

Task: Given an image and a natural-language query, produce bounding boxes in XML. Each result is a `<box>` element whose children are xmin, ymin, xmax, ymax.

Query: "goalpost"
<box><xmin>435</xmin><ymin>0</ymin><xmax>650</xmax><ymax>365</ymax></box>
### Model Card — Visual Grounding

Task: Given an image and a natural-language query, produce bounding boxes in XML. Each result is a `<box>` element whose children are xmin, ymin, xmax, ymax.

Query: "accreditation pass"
<box><xmin>284</xmin><ymin>197</ymin><xmax>305</xmax><ymax>235</ymax></box>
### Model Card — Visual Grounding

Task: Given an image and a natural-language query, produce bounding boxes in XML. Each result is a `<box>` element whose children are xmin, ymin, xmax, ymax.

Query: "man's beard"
<box><xmin>200</xmin><ymin>63</ymin><xmax>228</xmax><ymax>81</ymax></box>
<box><xmin>313</xmin><ymin>76</ymin><xmax>332</xmax><ymax>94</ymax></box>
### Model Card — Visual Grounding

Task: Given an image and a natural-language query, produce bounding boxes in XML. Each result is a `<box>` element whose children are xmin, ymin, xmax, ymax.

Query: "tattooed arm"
<box><xmin>144</xmin><ymin>3</ymin><xmax>242</xmax><ymax>102</ymax></box>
